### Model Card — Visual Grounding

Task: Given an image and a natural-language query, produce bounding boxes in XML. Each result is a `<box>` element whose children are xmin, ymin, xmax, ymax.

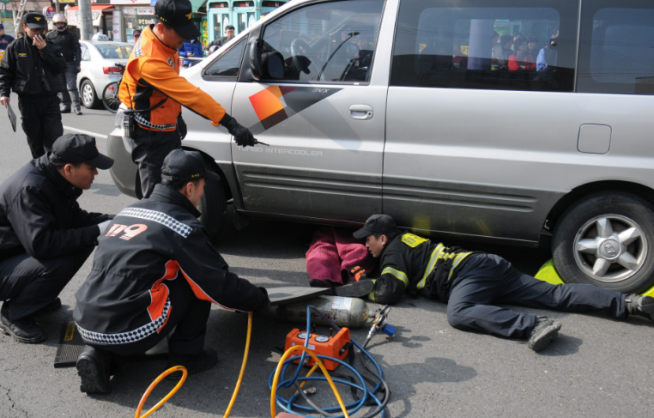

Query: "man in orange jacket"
<box><xmin>119</xmin><ymin>0</ymin><xmax>255</xmax><ymax>198</ymax></box>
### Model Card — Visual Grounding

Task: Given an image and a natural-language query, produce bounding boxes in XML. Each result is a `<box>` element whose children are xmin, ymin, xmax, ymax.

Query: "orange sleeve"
<box><xmin>139</xmin><ymin>58</ymin><xmax>227</xmax><ymax>124</ymax></box>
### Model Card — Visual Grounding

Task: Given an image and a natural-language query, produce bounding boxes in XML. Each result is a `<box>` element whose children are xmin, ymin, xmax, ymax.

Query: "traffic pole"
<box><xmin>78</xmin><ymin>0</ymin><xmax>92</xmax><ymax>40</ymax></box>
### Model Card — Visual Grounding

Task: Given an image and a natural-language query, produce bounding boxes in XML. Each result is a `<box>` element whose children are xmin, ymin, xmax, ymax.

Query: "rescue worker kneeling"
<box><xmin>73</xmin><ymin>149</ymin><xmax>269</xmax><ymax>394</ymax></box>
<box><xmin>340</xmin><ymin>214</ymin><xmax>654</xmax><ymax>352</ymax></box>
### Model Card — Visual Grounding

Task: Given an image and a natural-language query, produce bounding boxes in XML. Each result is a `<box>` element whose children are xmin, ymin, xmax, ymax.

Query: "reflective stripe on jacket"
<box><xmin>118</xmin><ymin>25</ymin><xmax>227</xmax><ymax>131</ymax></box>
<box><xmin>368</xmin><ymin>233</ymin><xmax>474</xmax><ymax>305</ymax></box>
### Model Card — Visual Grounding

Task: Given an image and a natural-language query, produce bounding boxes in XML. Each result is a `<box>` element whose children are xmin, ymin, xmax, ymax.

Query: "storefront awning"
<box><xmin>67</xmin><ymin>5</ymin><xmax>115</xmax><ymax>11</ymax></box>
<box><xmin>190</xmin><ymin>0</ymin><xmax>206</xmax><ymax>13</ymax></box>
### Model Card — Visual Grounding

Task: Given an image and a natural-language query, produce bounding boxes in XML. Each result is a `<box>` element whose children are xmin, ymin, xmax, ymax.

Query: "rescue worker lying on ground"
<box><xmin>0</xmin><ymin>134</ymin><xmax>114</xmax><ymax>343</ymax></box>
<box><xmin>73</xmin><ymin>149</ymin><xmax>270</xmax><ymax>394</ymax></box>
<box><xmin>338</xmin><ymin>214</ymin><xmax>654</xmax><ymax>352</ymax></box>
<box><xmin>119</xmin><ymin>0</ymin><xmax>256</xmax><ymax>199</ymax></box>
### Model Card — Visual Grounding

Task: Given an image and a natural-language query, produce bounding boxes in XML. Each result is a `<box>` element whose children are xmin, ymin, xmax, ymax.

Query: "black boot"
<box><xmin>61</xmin><ymin>105</ymin><xmax>71</xmax><ymax>114</ymax></box>
<box><xmin>0</xmin><ymin>302</ymin><xmax>46</xmax><ymax>343</ymax></box>
<box><xmin>333</xmin><ymin>279</ymin><xmax>374</xmax><ymax>298</ymax></box>
<box><xmin>527</xmin><ymin>315</ymin><xmax>561</xmax><ymax>352</ymax></box>
<box><xmin>625</xmin><ymin>294</ymin><xmax>654</xmax><ymax>320</ymax></box>
<box><xmin>165</xmin><ymin>347</ymin><xmax>218</xmax><ymax>381</ymax></box>
<box><xmin>77</xmin><ymin>345</ymin><xmax>113</xmax><ymax>394</ymax></box>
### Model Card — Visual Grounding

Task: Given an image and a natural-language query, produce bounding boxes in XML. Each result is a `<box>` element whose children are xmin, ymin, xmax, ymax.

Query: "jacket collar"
<box><xmin>39</xmin><ymin>154</ymin><xmax>83</xmax><ymax>199</ymax></box>
<box><xmin>145</xmin><ymin>25</ymin><xmax>179</xmax><ymax>55</ymax></box>
<box><xmin>149</xmin><ymin>183</ymin><xmax>201</xmax><ymax>218</ymax></box>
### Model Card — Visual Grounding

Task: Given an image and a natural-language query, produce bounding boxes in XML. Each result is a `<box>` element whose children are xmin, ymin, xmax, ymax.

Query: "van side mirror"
<box><xmin>249</xmin><ymin>37</ymin><xmax>262</xmax><ymax>81</ymax></box>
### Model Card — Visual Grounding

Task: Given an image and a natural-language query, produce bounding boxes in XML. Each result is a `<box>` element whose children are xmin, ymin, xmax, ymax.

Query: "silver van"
<box><xmin>107</xmin><ymin>0</ymin><xmax>654</xmax><ymax>294</ymax></box>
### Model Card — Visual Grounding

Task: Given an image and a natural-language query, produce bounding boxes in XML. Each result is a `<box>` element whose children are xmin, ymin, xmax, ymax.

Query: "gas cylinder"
<box><xmin>274</xmin><ymin>296</ymin><xmax>371</xmax><ymax>328</ymax></box>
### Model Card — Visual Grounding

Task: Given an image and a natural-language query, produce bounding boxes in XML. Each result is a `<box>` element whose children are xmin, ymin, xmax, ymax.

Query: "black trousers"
<box><xmin>18</xmin><ymin>95</ymin><xmax>64</xmax><ymax>159</ymax></box>
<box><xmin>86</xmin><ymin>277</ymin><xmax>211</xmax><ymax>357</ymax></box>
<box><xmin>130</xmin><ymin>126</ymin><xmax>181</xmax><ymax>199</ymax></box>
<box><xmin>446</xmin><ymin>254</ymin><xmax>627</xmax><ymax>339</ymax></box>
<box><xmin>0</xmin><ymin>247</ymin><xmax>93</xmax><ymax>321</ymax></box>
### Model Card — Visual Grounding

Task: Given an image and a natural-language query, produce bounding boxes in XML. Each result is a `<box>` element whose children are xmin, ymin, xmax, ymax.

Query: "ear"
<box><xmin>380</xmin><ymin>235</ymin><xmax>388</xmax><ymax>245</ymax></box>
<box><xmin>63</xmin><ymin>164</ymin><xmax>75</xmax><ymax>177</ymax></box>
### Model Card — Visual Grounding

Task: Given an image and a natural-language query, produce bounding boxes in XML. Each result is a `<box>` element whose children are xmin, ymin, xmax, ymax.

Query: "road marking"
<box><xmin>63</xmin><ymin>126</ymin><xmax>108</xmax><ymax>140</ymax></box>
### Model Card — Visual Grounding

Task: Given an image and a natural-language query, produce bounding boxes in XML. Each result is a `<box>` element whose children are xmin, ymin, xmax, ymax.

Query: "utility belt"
<box><xmin>417</xmin><ymin>245</ymin><xmax>480</xmax><ymax>303</ymax></box>
<box><xmin>123</xmin><ymin>97</ymin><xmax>186</xmax><ymax>140</ymax></box>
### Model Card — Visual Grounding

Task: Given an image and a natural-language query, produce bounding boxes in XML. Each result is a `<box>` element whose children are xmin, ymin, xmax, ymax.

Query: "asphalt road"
<box><xmin>0</xmin><ymin>99</ymin><xmax>652</xmax><ymax>418</ymax></box>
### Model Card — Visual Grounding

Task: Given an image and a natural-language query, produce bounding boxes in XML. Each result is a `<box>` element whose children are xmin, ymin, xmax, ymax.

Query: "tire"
<box><xmin>552</xmin><ymin>192</ymin><xmax>654</xmax><ymax>294</ymax></box>
<box><xmin>197</xmin><ymin>170</ymin><xmax>227</xmax><ymax>242</ymax></box>
<box><xmin>102</xmin><ymin>81</ymin><xmax>121</xmax><ymax>113</ymax></box>
<box><xmin>81</xmin><ymin>79</ymin><xmax>99</xmax><ymax>109</ymax></box>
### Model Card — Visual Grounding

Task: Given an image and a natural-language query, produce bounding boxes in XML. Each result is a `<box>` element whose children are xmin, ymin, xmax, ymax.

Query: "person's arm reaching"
<box><xmin>175</xmin><ymin>225</ymin><xmax>266</xmax><ymax>312</ymax></box>
<box><xmin>367</xmin><ymin>249</ymin><xmax>409</xmax><ymax>305</ymax></box>
<box><xmin>9</xmin><ymin>187</ymin><xmax>100</xmax><ymax>259</ymax></box>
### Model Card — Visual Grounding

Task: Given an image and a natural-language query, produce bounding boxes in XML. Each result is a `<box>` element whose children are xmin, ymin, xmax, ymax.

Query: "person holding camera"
<box><xmin>0</xmin><ymin>13</ymin><xmax>66</xmax><ymax>159</ymax></box>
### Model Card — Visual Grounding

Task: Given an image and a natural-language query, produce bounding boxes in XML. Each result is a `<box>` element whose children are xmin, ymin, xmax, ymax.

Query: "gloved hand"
<box><xmin>177</xmin><ymin>114</ymin><xmax>187</xmax><ymax>140</ymax></box>
<box><xmin>255</xmin><ymin>287</ymin><xmax>271</xmax><ymax>314</ymax></box>
<box><xmin>97</xmin><ymin>220</ymin><xmax>112</xmax><ymax>235</ymax></box>
<box><xmin>219</xmin><ymin>113</ymin><xmax>256</xmax><ymax>147</ymax></box>
<box><xmin>350</xmin><ymin>266</ymin><xmax>368</xmax><ymax>282</ymax></box>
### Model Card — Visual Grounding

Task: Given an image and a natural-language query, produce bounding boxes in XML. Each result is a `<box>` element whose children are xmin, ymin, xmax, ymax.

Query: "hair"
<box><xmin>162</xmin><ymin>177</ymin><xmax>202</xmax><ymax>193</ymax></box>
<box><xmin>500</xmin><ymin>34</ymin><xmax>513</xmax><ymax>48</ymax></box>
<box><xmin>49</xmin><ymin>153</ymin><xmax>81</xmax><ymax>171</ymax></box>
<box><xmin>373</xmin><ymin>229</ymin><xmax>400</xmax><ymax>241</ymax></box>
<box><xmin>225</xmin><ymin>25</ymin><xmax>235</xmax><ymax>31</ymax></box>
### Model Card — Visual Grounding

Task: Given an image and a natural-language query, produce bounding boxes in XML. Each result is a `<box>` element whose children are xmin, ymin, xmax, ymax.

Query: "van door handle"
<box><xmin>349</xmin><ymin>105</ymin><xmax>373</xmax><ymax>120</ymax></box>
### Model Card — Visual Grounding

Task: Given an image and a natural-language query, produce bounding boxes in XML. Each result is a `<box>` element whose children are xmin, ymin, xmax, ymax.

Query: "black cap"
<box><xmin>133</xmin><ymin>30</ymin><xmax>141</xmax><ymax>36</ymax></box>
<box><xmin>23</xmin><ymin>13</ymin><xmax>48</xmax><ymax>30</ymax></box>
<box><xmin>0</xmin><ymin>24</ymin><xmax>4</xmax><ymax>30</ymax></box>
<box><xmin>52</xmin><ymin>134</ymin><xmax>114</xmax><ymax>170</ymax></box>
<box><xmin>155</xmin><ymin>0</ymin><xmax>201</xmax><ymax>41</ymax></box>
<box><xmin>353</xmin><ymin>214</ymin><xmax>397</xmax><ymax>239</ymax></box>
<box><xmin>161</xmin><ymin>149</ymin><xmax>220</xmax><ymax>183</ymax></box>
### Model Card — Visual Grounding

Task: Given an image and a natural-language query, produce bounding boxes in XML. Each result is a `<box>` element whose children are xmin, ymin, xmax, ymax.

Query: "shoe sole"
<box><xmin>528</xmin><ymin>322</ymin><xmax>562</xmax><ymax>352</ymax></box>
<box><xmin>638</xmin><ymin>297</ymin><xmax>654</xmax><ymax>315</ymax></box>
<box><xmin>334</xmin><ymin>280</ymin><xmax>374</xmax><ymax>298</ymax></box>
<box><xmin>0</xmin><ymin>323</ymin><xmax>47</xmax><ymax>344</ymax></box>
<box><xmin>77</xmin><ymin>356</ymin><xmax>112</xmax><ymax>394</ymax></box>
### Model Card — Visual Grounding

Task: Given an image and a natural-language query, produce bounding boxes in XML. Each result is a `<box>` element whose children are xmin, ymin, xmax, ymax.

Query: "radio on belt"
<box><xmin>284</xmin><ymin>327</ymin><xmax>351</xmax><ymax>371</ymax></box>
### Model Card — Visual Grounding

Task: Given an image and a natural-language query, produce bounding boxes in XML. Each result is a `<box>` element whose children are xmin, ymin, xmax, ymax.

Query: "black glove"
<box><xmin>220</xmin><ymin>113</ymin><xmax>256</xmax><ymax>147</ymax></box>
<box><xmin>255</xmin><ymin>287</ymin><xmax>271</xmax><ymax>314</ymax></box>
<box><xmin>177</xmin><ymin>114</ymin><xmax>187</xmax><ymax>140</ymax></box>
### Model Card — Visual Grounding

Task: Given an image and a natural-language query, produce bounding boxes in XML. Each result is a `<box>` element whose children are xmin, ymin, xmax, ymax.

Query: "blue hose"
<box><xmin>268</xmin><ymin>305</ymin><xmax>387</xmax><ymax>417</ymax></box>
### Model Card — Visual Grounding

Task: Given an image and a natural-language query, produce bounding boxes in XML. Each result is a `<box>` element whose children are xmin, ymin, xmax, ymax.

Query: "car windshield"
<box><xmin>94</xmin><ymin>44</ymin><xmax>133</xmax><ymax>59</ymax></box>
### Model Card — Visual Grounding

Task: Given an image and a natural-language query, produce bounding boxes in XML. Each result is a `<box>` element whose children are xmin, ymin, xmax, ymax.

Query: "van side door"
<box><xmin>230</xmin><ymin>0</ymin><xmax>390</xmax><ymax>223</ymax></box>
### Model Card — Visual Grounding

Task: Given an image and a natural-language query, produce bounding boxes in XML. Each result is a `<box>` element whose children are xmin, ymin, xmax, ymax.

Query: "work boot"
<box><xmin>74</xmin><ymin>107</ymin><xmax>83</xmax><ymax>115</ymax></box>
<box><xmin>61</xmin><ymin>105</ymin><xmax>71</xmax><ymax>114</ymax></box>
<box><xmin>165</xmin><ymin>347</ymin><xmax>218</xmax><ymax>381</ymax></box>
<box><xmin>527</xmin><ymin>315</ymin><xmax>561</xmax><ymax>352</ymax></box>
<box><xmin>34</xmin><ymin>297</ymin><xmax>62</xmax><ymax>315</ymax></box>
<box><xmin>625</xmin><ymin>294</ymin><xmax>654</xmax><ymax>320</ymax></box>
<box><xmin>0</xmin><ymin>303</ymin><xmax>47</xmax><ymax>344</ymax></box>
<box><xmin>333</xmin><ymin>279</ymin><xmax>374</xmax><ymax>298</ymax></box>
<box><xmin>77</xmin><ymin>345</ymin><xmax>113</xmax><ymax>394</ymax></box>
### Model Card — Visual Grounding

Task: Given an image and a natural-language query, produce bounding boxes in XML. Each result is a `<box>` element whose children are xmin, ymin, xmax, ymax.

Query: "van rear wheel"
<box><xmin>197</xmin><ymin>170</ymin><xmax>227</xmax><ymax>242</ymax></box>
<box><xmin>552</xmin><ymin>192</ymin><xmax>654</xmax><ymax>294</ymax></box>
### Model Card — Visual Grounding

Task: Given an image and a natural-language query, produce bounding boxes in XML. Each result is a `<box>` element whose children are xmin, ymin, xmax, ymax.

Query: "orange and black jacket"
<box><xmin>118</xmin><ymin>25</ymin><xmax>226</xmax><ymax>131</ymax></box>
<box><xmin>73</xmin><ymin>184</ymin><xmax>264</xmax><ymax>345</ymax></box>
<box><xmin>368</xmin><ymin>233</ymin><xmax>476</xmax><ymax>305</ymax></box>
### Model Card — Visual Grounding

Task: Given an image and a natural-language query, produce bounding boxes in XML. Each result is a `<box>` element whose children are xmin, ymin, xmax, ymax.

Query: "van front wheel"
<box><xmin>197</xmin><ymin>171</ymin><xmax>227</xmax><ymax>242</ymax></box>
<box><xmin>552</xmin><ymin>192</ymin><xmax>654</xmax><ymax>294</ymax></box>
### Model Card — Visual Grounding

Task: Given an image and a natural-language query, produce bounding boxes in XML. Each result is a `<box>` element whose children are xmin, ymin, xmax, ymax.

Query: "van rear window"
<box><xmin>390</xmin><ymin>0</ymin><xmax>578</xmax><ymax>93</ymax></box>
<box><xmin>577</xmin><ymin>1</ymin><xmax>654</xmax><ymax>95</ymax></box>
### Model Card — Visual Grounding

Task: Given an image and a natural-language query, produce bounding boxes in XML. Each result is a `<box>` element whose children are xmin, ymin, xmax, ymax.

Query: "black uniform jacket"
<box><xmin>0</xmin><ymin>36</ymin><xmax>66</xmax><ymax>98</ymax></box>
<box><xmin>369</xmin><ymin>233</ymin><xmax>474</xmax><ymax>305</ymax></box>
<box><xmin>74</xmin><ymin>184</ymin><xmax>265</xmax><ymax>345</ymax></box>
<box><xmin>0</xmin><ymin>155</ymin><xmax>109</xmax><ymax>261</ymax></box>
<box><xmin>46</xmin><ymin>30</ymin><xmax>81</xmax><ymax>64</ymax></box>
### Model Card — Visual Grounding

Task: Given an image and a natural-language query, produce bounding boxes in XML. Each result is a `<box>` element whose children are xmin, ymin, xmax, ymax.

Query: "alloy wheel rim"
<box><xmin>573</xmin><ymin>214</ymin><xmax>647</xmax><ymax>282</ymax></box>
<box><xmin>83</xmin><ymin>84</ymin><xmax>93</xmax><ymax>105</ymax></box>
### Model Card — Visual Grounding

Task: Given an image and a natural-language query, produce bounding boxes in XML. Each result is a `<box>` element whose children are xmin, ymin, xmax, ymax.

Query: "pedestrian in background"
<box><xmin>0</xmin><ymin>13</ymin><xmax>66</xmax><ymax>158</ymax></box>
<box><xmin>47</xmin><ymin>14</ymin><xmax>83</xmax><ymax>115</ymax></box>
<box><xmin>0</xmin><ymin>24</ymin><xmax>15</xmax><ymax>51</ymax></box>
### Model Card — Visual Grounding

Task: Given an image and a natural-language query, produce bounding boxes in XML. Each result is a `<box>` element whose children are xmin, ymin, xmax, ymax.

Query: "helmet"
<box><xmin>53</xmin><ymin>14</ymin><xmax>67</xmax><ymax>32</ymax></box>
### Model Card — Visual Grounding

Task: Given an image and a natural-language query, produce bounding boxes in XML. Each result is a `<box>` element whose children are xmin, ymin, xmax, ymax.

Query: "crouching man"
<box><xmin>341</xmin><ymin>214</ymin><xmax>654</xmax><ymax>352</ymax></box>
<box><xmin>0</xmin><ymin>134</ymin><xmax>114</xmax><ymax>343</ymax></box>
<box><xmin>73</xmin><ymin>149</ymin><xmax>269</xmax><ymax>394</ymax></box>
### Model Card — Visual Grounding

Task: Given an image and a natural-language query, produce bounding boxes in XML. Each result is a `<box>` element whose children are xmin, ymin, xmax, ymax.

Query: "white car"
<box><xmin>77</xmin><ymin>41</ymin><xmax>133</xmax><ymax>109</ymax></box>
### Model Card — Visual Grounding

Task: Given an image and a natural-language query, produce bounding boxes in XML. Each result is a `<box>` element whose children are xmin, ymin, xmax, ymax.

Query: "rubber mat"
<box><xmin>266</xmin><ymin>286</ymin><xmax>331</xmax><ymax>306</ymax></box>
<box><xmin>54</xmin><ymin>321</ymin><xmax>85</xmax><ymax>368</ymax></box>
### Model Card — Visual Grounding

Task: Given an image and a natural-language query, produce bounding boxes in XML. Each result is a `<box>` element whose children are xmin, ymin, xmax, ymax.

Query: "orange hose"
<box><xmin>135</xmin><ymin>365</ymin><xmax>188</xmax><ymax>418</ymax></box>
